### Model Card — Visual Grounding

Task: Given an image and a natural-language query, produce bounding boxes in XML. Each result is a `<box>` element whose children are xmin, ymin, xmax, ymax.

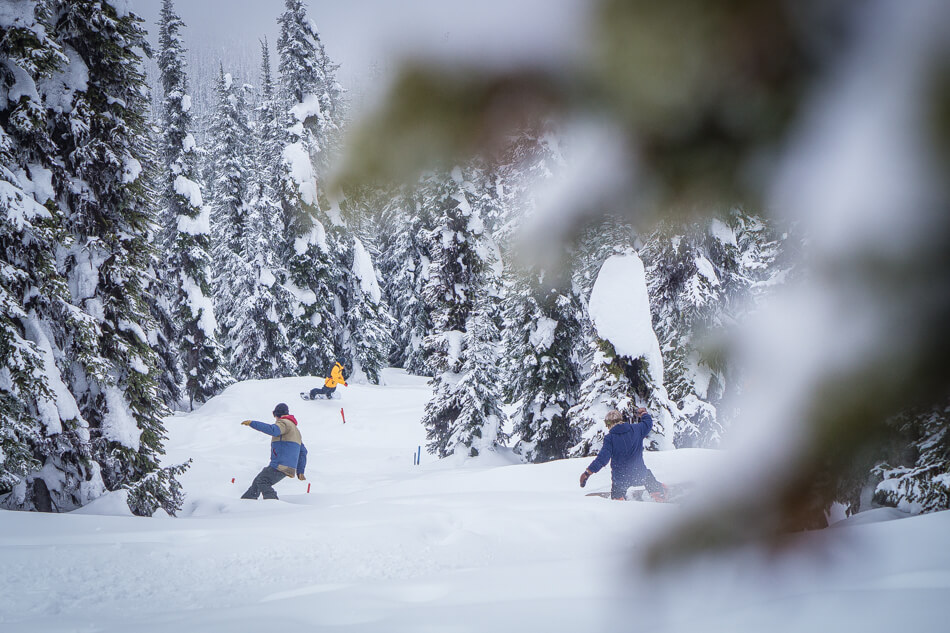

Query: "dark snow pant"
<box><xmin>241</xmin><ymin>467</ymin><xmax>287</xmax><ymax>500</ymax></box>
<box><xmin>309</xmin><ymin>384</ymin><xmax>336</xmax><ymax>399</ymax></box>
<box><xmin>612</xmin><ymin>469</ymin><xmax>664</xmax><ymax>500</ymax></box>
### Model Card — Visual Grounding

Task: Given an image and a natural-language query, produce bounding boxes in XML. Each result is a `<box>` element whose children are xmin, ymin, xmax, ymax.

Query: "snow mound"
<box><xmin>70</xmin><ymin>490</ymin><xmax>133</xmax><ymax>516</ymax></box>
<box><xmin>588</xmin><ymin>253</ymin><xmax>664</xmax><ymax>383</ymax></box>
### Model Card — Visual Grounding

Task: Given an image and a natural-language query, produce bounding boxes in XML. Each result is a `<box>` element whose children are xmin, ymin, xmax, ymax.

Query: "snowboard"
<box><xmin>585</xmin><ymin>482</ymin><xmax>694</xmax><ymax>503</ymax></box>
<box><xmin>299</xmin><ymin>391</ymin><xmax>339</xmax><ymax>401</ymax></box>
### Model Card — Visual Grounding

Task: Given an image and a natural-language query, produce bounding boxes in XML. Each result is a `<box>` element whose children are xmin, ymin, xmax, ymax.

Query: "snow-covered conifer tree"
<box><xmin>873</xmin><ymin>404</ymin><xmax>950</xmax><ymax>514</ymax></box>
<box><xmin>641</xmin><ymin>210</ymin><xmax>787</xmax><ymax>447</ymax></box>
<box><xmin>220</xmin><ymin>38</ymin><xmax>297</xmax><ymax>380</ymax></box>
<box><xmin>277</xmin><ymin>0</ymin><xmax>342</xmax><ymax>178</ymax></box>
<box><xmin>341</xmin><ymin>236</ymin><xmax>393</xmax><ymax>383</ymax></box>
<box><xmin>275</xmin><ymin>0</ymin><xmax>341</xmax><ymax>374</ymax></box>
<box><xmin>0</xmin><ymin>0</ymin><xmax>89</xmax><ymax>511</ymax></box>
<box><xmin>207</xmin><ymin>66</ymin><xmax>254</xmax><ymax>337</ymax></box>
<box><xmin>44</xmin><ymin>0</ymin><xmax>189</xmax><ymax>514</ymax></box>
<box><xmin>506</xmin><ymin>268</ymin><xmax>585</xmax><ymax>462</ymax></box>
<box><xmin>379</xmin><ymin>187</ymin><xmax>434</xmax><ymax>374</ymax></box>
<box><xmin>421</xmin><ymin>168</ymin><xmax>508</xmax><ymax>457</ymax></box>
<box><xmin>157</xmin><ymin>0</ymin><xmax>230</xmax><ymax>409</ymax></box>
<box><xmin>142</xmin><ymin>123</ymin><xmax>183</xmax><ymax>408</ymax></box>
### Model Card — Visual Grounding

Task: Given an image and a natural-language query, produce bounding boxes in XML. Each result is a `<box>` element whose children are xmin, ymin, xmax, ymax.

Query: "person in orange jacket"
<box><xmin>308</xmin><ymin>360</ymin><xmax>347</xmax><ymax>399</ymax></box>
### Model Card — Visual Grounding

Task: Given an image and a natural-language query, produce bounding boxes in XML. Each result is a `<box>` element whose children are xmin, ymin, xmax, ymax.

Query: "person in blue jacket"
<box><xmin>579</xmin><ymin>407</ymin><xmax>666</xmax><ymax>501</ymax></box>
<box><xmin>240</xmin><ymin>402</ymin><xmax>308</xmax><ymax>500</ymax></box>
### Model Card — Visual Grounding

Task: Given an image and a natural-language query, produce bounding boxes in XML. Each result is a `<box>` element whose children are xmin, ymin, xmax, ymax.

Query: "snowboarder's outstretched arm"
<box><xmin>241</xmin><ymin>420</ymin><xmax>283</xmax><ymax>436</ymax></box>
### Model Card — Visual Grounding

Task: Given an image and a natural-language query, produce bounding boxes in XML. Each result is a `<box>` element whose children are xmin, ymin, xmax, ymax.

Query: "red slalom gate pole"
<box><xmin>340</xmin><ymin>407</ymin><xmax>346</xmax><ymax>424</ymax></box>
<box><xmin>307</xmin><ymin>483</ymin><xmax>311</xmax><ymax>494</ymax></box>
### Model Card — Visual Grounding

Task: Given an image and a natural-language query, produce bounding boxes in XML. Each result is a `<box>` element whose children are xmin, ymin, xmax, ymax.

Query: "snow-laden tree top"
<box><xmin>588</xmin><ymin>252</ymin><xmax>664</xmax><ymax>385</ymax></box>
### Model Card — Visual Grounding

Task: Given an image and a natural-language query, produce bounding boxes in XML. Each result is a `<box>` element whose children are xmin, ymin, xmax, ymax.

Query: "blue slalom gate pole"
<box><xmin>416</xmin><ymin>445</ymin><xmax>421</xmax><ymax>466</ymax></box>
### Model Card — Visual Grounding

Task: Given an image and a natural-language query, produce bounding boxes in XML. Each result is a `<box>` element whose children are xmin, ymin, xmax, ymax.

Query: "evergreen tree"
<box><xmin>873</xmin><ymin>404</ymin><xmax>950</xmax><ymax>514</ymax></box>
<box><xmin>207</xmin><ymin>67</ymin><xmax>254</xmax><ymax>351</ymax></box>
<box><xmin>379</xmin><ymin>185</ymin><xmax>434</xmax><ymax>375</ymax></box>
<box><xmin>276</xmin><ymin>0</ymin><xmax>340</xmax><ymax>374</ymax></box>
<box><xmin>277</xmin><ymin>0</ymin><xmax>342</xmax><ymax>178</ymax></box>
<box><xmin>641</xmin><ymin>210</ymin><xmax>787</xmax><ymax>448</ymax></box>
<box><xmin>223</xmin><ymin>38</ymin><xmax>297</xmax><ymax>380</ymax></box>
<box><xmin>0</xmin><ymin>0</ymin><xmax>93</xmax><ymax>511</ymax></box>
<box><xmin>421</xmin><ymin>167</ymin><xmax>507</xmax><ymax>457</ymax></box>
<box><xmin>506</xmin><ymin>268</ymin><xmax>585</xmax><ymax>462</ymax></box>
<box><xmin>142</xmin><ymin>123</ymin><xmax>183</xmax><ymax>409</ymax></box>
<box><xmin>340</xmin><ymin>235</ymin><xmax>393</xmax><ymax>383</ymax></box>
<box><xmin>156</xmin><ymin>0</ymin><xmax>230</xmax><ymax>409</ymax></box>
<box><xmin>45</xmin><ymin>0</ymin><xmax>189</xmax><ymax>514</ymax></box>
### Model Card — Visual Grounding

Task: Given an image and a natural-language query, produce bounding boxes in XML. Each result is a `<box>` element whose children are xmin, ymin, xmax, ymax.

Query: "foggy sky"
<box><xmin>134</xmin><ymin>0</ymin><xmax>589</xmax><ymax>112</ymax></box>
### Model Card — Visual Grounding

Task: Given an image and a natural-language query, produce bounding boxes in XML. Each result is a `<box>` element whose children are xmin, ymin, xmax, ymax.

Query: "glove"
<box><xmin>636</xmin><ymin>407</ymin><xmax>647</xmax><ymax>417</ymax></box>
<box><xmin>579</xmin><ymin>470</ymin><xmax>591</xmax><ymax>488</ymax></box>
<box><xmin>297</xmin><ymin>473</ymin><xmax>306</xmax><ymax>481</ymax></box>
<box><xmin>241</xmin><ymin>420</ymin><xmax>251</xmax><ymax>426</ymax></box>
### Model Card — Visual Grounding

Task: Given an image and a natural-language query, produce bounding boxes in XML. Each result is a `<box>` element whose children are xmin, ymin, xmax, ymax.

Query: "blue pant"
<box><xmin>612</xmin><ymin>469</ymin><xmax>663</xmax><ymax>500</ymax></box>
<box><xmin>241</xmin><ymin>467</ymin><xmax>286</xmax><ymax>500</ymax></box>
<box><xmin>309</xmin><ymin>384</ymin><xmax>336</xmax><ymax>399</ymax></box>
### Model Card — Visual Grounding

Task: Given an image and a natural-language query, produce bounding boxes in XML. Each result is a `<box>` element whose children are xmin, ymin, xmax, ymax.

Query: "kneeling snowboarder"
<box><xmin>240</xmin><ymin>402</ymin><xmax>307</xmax><ymax>500</ymax></box>
<box><xmin>304</xmin><ymin>361</ymin><xmax>347</xmax><ymax>400</ymax></box>
<box><xmin>579</xmin><ymin>408</ymin><xmax>666</xmax><ymax>501</ymax></box>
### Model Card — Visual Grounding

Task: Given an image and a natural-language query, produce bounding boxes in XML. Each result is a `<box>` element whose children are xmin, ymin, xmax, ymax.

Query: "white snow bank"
<box><xmin>70</xmin><ymin>489</ymin><xmax>133</xmax><ymax>517</ymax></box>
<box><xmin>1</xmin><ymin>376</ymin><xmax>947</xmax><ymax>633</ymax></box>
<box><xmin>588</xmin><ymin>253</ymin><xmax>664</xmax><ymax>384</ymax></box>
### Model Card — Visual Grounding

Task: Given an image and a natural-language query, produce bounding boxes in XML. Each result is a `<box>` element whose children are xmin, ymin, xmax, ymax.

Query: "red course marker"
<box><xmin>340</xmin><ymin>408</ymin><xmax>346</xmax><ymax>424</ymax></box>
<box><xmin>307</xmin><ymin>483</ymin><xmax>311</xmax><ymax>494</ymax></box>
<box><xmin>231</xmin><ymin>478</ymin><xmax>235</xmax><ymax>484</ymax></box>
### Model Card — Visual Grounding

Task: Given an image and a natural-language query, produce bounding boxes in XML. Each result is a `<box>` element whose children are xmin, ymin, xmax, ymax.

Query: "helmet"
<box><xmin>272</xmin><ymin>403</ymin><xmax>289</xmax><ymax>418</ymax></box>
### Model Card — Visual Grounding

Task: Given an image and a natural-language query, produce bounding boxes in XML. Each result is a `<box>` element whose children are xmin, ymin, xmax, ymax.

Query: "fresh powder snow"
<box><xmin>0</xmin><ymin>372</ymin><xmax>945</xmax><ymax>632</ymax></box>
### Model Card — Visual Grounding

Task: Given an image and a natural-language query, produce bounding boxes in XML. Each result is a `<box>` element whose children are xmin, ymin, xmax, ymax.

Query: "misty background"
<box><xmin>136</xmin><ymin>0</ymin><xmax>590</xmax><ymax>120</ymax></box>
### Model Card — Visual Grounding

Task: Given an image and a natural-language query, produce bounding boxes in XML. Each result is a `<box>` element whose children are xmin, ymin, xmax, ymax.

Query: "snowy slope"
<box><xmin>0</xmin><ymin>370</ymin><xmax>947</xmax><ymax>632</ymax></box>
